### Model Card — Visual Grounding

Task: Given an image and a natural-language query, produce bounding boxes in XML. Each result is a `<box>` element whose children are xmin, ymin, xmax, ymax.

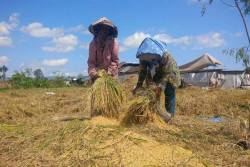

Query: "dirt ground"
<box><xmin>0</xmin><ymin>78</ymin><xmax>249</xmax><ymax>166</ymax></box>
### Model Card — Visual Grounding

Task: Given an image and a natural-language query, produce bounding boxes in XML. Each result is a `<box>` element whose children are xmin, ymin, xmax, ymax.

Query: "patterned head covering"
<box><xmin>136</xmin><ymin>37</ymin><xmax>168</xmax><ymax>77</ymax></box>
<box><xmin>136</xmin><ymin>37</ymin><xmax>168</xmax><ymax>60</ymax></box>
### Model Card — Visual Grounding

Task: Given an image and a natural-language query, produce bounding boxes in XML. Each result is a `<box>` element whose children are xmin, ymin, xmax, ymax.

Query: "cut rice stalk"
<box><xmin>91</xmin><ymin>70</ymin><xmax>125</xmax><ymax>118</ymax></box>
<box><xmin>121</xmin><ymin>88</ymin><xmax>161</xmax><ymax>125</ymax></box>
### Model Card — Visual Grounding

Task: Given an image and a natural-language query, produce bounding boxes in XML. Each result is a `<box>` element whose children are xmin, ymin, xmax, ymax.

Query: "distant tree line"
<box><xmin>0</xmin><ymin>67</ymin><xmax>68</xmax><ymax>89</ymax></box>
<box><xmin>11</xmin><ymin>68</ymin><xmax>69</xmax><ymax>89</ymax></box>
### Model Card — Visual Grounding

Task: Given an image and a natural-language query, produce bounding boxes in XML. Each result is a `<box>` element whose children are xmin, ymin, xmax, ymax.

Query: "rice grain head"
<box><xmin>121</xmin><ymin>88</ymin><xmax>161</xmax><ymax>125</ymax></box>
<box><xmin>91</xmin><ymin>70</ymin><xmax>125</xmax><ymax>118</ymax></box>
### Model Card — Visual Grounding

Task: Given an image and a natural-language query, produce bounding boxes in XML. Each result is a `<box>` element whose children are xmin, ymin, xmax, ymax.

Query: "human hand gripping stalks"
<box><xmin>91</xmin><ymin>70</ymin><xmax>125</xmax><ymax>118</ymax></box>
<box><xmin>122</xmin><ymin>84</ymin><xmax>163</xmax><ymax>125</ymax></box>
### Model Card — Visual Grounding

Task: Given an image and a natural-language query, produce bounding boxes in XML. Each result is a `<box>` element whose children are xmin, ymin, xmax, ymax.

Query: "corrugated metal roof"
<box><xmin>118</xmin><ymin>63</ymin><xmax>140</xmax><ymax>73</ymax></box>
<box><xmin>127</xmin><ymin>66</ymin><xmax>140</xmax><ymax>73</ymax></box>
<box><xmin>118</xmin><ymin>62</ymin><xmax>126</xmax><ymax>69</ymax></box>
<box><xmin>120</xmin><ymin>66</ymin><xmax>132</xmax><ymax>73</ymax></box>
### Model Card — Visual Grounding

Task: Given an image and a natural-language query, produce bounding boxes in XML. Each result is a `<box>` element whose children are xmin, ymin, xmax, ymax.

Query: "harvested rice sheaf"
<box><xmin>122</xmin><ymin>87</ymin><xmax>161</xmax><ymax>125</ymax></box>
<box><xmin>91</xmin><ymin>70</ymin><xmax>125</xmax><ymax>118</ymax></box>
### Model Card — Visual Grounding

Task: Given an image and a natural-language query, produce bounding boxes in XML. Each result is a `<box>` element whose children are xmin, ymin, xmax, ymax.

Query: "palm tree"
<box><xmin>0</xmin><ymin>66</ymin><xmax>8</xmax><ymax>81</ymax></box>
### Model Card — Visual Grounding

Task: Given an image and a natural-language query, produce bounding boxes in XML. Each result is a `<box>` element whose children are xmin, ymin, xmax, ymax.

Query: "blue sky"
<box><xmin>0</xmin><ymin>0</ymin><xmax>249</xmax><ymax>77</ymax></box>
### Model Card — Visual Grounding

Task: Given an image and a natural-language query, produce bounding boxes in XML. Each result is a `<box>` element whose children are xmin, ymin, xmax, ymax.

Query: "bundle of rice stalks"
<box><xmin>121</xmin><ymin>87</ymin><xmax>162</xmax><ymax>125</ymax></box>
<box><xmin>91</xmin><ymin>70</ymin><xmax>125</xmax><ymax>118</ymax></box>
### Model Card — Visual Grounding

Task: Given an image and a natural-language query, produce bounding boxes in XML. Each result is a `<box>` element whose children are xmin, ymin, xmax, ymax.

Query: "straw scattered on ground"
<box><xmin>0</xmin><ymin>75</ymin><xmax>250</xmax><ymax>166</ymax></box>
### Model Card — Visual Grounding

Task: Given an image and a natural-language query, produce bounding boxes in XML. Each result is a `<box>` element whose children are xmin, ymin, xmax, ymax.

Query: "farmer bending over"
<box><xmin>133</xmin><ymin>37</ymin><xmax>181</xmax><ymax>123</ymax></box>
<box><xmin>88</xmin><ymin>17</ymin><xmax>119</xmax><ymax>83</ymax></box>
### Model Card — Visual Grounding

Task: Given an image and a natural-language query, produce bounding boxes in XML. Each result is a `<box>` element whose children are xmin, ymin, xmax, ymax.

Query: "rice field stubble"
<box><xmin>0</xmin><ymin>78</ymin><xmax>249</xmax><ymax>166</ymax></box>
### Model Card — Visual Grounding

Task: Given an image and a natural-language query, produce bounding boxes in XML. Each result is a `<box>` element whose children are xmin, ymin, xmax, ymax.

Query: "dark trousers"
<box><xmin>164</xmin><ymin>82</ymin><xmax>176</xmax><ymax>116</ymax></box>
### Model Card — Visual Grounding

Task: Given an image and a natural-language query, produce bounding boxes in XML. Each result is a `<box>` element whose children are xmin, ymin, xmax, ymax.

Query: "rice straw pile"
<box><xmin>91</xmin><ymin>70</ymin><xmax>125</xmax><ymax>118</ymax></box>
<box><xmin>121</xmin><ymin>86</ymin><xmax>161</xmax><ymax>125</ymax></box>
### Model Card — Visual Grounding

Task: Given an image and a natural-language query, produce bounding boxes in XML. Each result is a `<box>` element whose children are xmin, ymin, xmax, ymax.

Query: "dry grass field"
<box><xmin>0</xmin><ymin>76</ymin><xmax>249</xmax><ymax>166</ymax></box>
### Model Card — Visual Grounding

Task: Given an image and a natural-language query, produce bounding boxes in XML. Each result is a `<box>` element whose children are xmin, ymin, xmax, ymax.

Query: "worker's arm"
<box><xmin>107</xmin><ymin>39</ymin><xmax>119</xmax><ymax>77</ymax></box>
<box><xmin>137</xmin><ymin>60</ymin><xmax>148</xmax><ymax>87</ymax></box>
<box><xmin>88</xmin><ymin>40</ymin><xmax>99</xmax><ymax>78</ymax></box>
<box><xmin>133</xmin><ymin>60</ymin><xmax>147</xmax><ymax>95</ymax></box>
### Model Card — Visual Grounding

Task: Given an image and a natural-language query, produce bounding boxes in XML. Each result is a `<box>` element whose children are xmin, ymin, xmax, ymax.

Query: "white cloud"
<box><xmin>18</xmin><ymin>63</ymin><xmax>25</xmax><ymax>68</ymax></box>
<box><xmin>20</xmin><ymin>23</ymin><xmax>90</xmax><ymax>52</ymax></box>
<box><xmin>0</xmin><ymin>13</ymin><xmax>20</xmax><ymax>35</ymax></box>
<box><xmin>21</xmin><ymin>23</ymin><xmax>91</xmax><ymax>38</ymax></box>
<box><xmin>153</xmin><ymin>34</ymin><xmax>172</xmax><ymax>43</ymax></box>
<box><xmin>68</xmin><ymin>25</ymin><xmax>90</xmax><ymax>34</ymax></box>
<box><xmin>122</xmin><ymin>32</ymin><xmax>151</xmax><ymax>48</ymax></box>
<box><xmin>48</xmin><ymin>71</ymin><xmax>62</xmax><ymax>77</ymax></box>
<box><xmin>119</xmin><ymin>32</ymin><xmax>192</xmax><ymax>52</ymax></box>
<box><xmin>176</xmin><ymin>36</ymin><xmax>193</xmax><ymax>45</ymax></box>
<box><xmin>194</xmin><ymin>32</ymin><xmax>225</xmax><ymax>49</ymax></box>
<box><xmin>42</xmin><ymin>34</ymin><xmax>78</xmax><ymax>52</ymax></box>
<box><xmin>68</xmin><ymin>25</ymin><xmax>84</xmax><ymax>32</ymax></box>
<box><xmin>64</xmin><ymin>72</ymin><xmax>78</xmax><ymax>77</ymax></box>
<box><xmin>0</xmin><ymin>56</ymin><xmax>11</xmax><ymax>66</ymax></box>
<box><xmin>119</xmin><ymin>31</ymin><xmax>225</xmax><ymax>52</ymax></box>
<box><xmin>0</xmin><ymin>13</ymin><xmax>19</xmax><ymax>47</ymax></box>
<box><xmin>52</xmin><ymin>34</ymin><xmax>78</xmax><ymax>46</ymax></box>
<box><xmin>17</xmin><ymin>61</ymin><xmax>43</xmax><ymax>71</ymax></box>
<box><xmin>0</xmin><ymin>22</ymin><xmax>10</xmax><ymax>35</ymax></box>
<box><xmin>21</xmin><ymin>22</ymin><xmax>63</xmax><ymax>38</ymax></box>
<box><xmin>81</xmin><ymin>70</ymin><xmax>88</xmax><ymax>76</ymax></box>
<box><xmin>80</xmin><ymin>42</ymin><xmax>89</xmax><ymax>49</ymax></box>
<box><xmin>154</xmin><ymin>32</ymin><xmax>225</xmax><ymax>50</ymax></box>
<box><xmin>63</xmin><ymin>70</ymin><xmax>88</xmax><ymax>77</ymax></box>
<box><xmin>8</xmin><ymin>13</ymin><xmax>20</xmax><ymax>28</ymax></box>
<box><xmin>0</xmin><ymin>36</ymin><xmax>12</xmax><ymax>46</ymax></box>
<box><xmin>154</xmin><ymin>34</ymin><xmax>193</xmax><ymax>45</ymax></box>
<box><xmin>42</xmin><ymin>58</ymin><xmax>69</xmax><ymax>67</ymax></box>
<box><xmin>18</xmin><ymin>39</ymin><xmax>26</xmax><ymax>43</ymax></box>
<box><xmin>235</xmin><ymin>32</ymin><xmax>243</xmax><ymax>37</ymax></box>
<box><xmin>42</xmin><ymin>45</ymin><xmax>74</xmax><ymax>53</ymax></box>
<box><xmin>119</xmin><ymin>46</ymin><xmax>129</xmax><ymax>52</ymax></box>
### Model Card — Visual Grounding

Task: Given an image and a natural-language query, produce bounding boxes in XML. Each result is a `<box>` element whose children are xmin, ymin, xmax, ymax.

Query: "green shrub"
<box><xmin>49</xmin><ymin>76</ymin><xmax>68</xmax><ymax>88</ymax></box>
<box><xmin>10</xmin><ymin>70</ymin><xmax>68</xmax><ymax>89</ymax></box>
<box><xmin>10</xmin><ymin>70</ymin><xmax>34</xmax><ymax>89</ymax></box>
<box><xmin>34</xmin><ymin>78</ymin><xmax>50</xmax><ymax>88</ymax></box>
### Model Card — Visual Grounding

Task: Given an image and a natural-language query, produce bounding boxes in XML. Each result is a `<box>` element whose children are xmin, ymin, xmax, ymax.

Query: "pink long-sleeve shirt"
<box><xmin>88</xmin><ymin>37</ymin><xmax>119</xmax><ymax>78</ymax></box>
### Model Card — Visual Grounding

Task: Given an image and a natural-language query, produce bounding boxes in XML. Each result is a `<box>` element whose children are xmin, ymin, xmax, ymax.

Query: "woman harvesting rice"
<box><xmin>133</xmin><ymin>37</ymin><xmax>181</xmax><ymax>123</ymax></box>
<box><xmin>88</xmin><ymin>17</ymin><xmax>119</xmax><ymax>83</ymax></box>
<box><xmin>88</xmin><ymin>18</ymin><xmax>124</xmax><ymax>118</ymax></box>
